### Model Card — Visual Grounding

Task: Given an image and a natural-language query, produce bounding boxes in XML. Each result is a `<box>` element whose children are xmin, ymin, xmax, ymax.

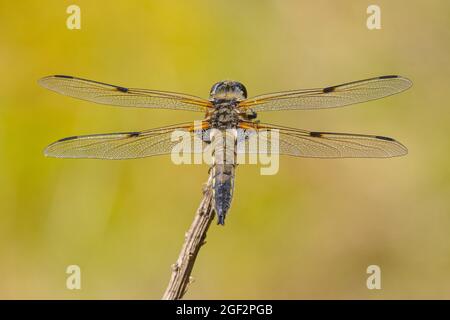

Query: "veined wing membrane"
<box><xmin>38</xmin><ymin>75</ymin><xmax>212</xmax><ymax>112</ymax></box>
<box><xmin>239</xmin><ymin>75</ymin><xmax>412</xmax><ymax>112</ymax></box>
<box><xmin>44</xmin><ymin>122</ymin><xmax>210</xmax><ymax>159</ymax></box>
<box><xmin>239</xmin><ymin>122</ymin><xmax>407</xmax><ymax>158</ymax></box>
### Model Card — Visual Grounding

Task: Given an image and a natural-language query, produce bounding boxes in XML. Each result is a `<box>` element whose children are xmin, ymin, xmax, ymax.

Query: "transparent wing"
<box><xmin>239</xmin><ymin>75</ymin><xmax>412</xmax><ymax>112</ymax></box>
<box><xmin>38</xmin><ymin>75</ymin><xmax>212</xmax><ymax>112</ymax></box>
<box><xmin>44</xmin><ymin>122</ymin><xmax>210</xmax><ymax>159</ymax></box>
<box><xmin>238</xmin><ymin>122</ymin><xmax>407</xmax><ymax>158</ymax></box>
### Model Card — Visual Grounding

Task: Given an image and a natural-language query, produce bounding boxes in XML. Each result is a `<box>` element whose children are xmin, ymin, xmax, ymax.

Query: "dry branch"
<box><xmin>162</xmin><ymin>180</ymin><xmax>215</xmax><ymax>300</ymax></box>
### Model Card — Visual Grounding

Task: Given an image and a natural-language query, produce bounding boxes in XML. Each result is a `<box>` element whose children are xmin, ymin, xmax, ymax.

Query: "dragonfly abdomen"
<box><xmin>210</xmin><ymin>129</ymin><xmax>237</xmax><ymax>225</ymax></box>
<box><xmin>211</xmin><ymin>164</ymin><xmax>235</xmax><ymax>225</ymax></box>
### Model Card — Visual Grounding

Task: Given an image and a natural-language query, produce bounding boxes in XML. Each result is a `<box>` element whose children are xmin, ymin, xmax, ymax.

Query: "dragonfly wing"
<box><xmin>39</xmin><ymin>75</ymin><xmax>212</xmax><ymax>112</ymax></box>
<box><xmin>239</xmin><ymin>75</ymin><xmax>412</xmax><ymax>112</ymax></box>
<box><xmin>238</xmin><ymin>122</ymin><xmax>407</xmax><ymax>158</ymax></box>
<box><xmin>44</xmin><ymin>122</ymin><xmax>210</xmax><ymax>159</ymax></box>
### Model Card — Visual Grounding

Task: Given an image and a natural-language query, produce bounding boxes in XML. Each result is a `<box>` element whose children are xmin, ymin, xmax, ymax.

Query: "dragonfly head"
<box><xmin>209</xmin><ymin>80</ymin><xmax>247</xmax><ymax>102</ymax></box>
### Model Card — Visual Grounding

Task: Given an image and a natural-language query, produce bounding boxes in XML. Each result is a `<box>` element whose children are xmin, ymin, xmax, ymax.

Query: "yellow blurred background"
<box><xmin>0</xmin><ymin>0</ymin><xmax>449</xmax><ymax>299</ymax></box>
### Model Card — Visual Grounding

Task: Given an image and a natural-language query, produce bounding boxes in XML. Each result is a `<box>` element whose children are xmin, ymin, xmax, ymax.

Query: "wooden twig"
<box><xmin>162</xmin><ymin>179</ymin><xmax>215</xmax><ymax>300</ymax></box>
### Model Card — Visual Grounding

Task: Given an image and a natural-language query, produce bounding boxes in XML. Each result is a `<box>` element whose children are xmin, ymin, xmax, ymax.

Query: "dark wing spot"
<box><xmin>310</xmin><ymin>132</ymin><xmax>322</xmax><ymax>137</ymax></box>
<box><xmin>128</xmin><ymin>132</ymin><xmax>140</xmax><ymax>137</ymax></box>
<box><xmin>57</xmin><ymin>135</ymin><xmax>78</xmax><ymax>142</ymax></box>
<box><xmin>379</xmin><ymin>75</ymin><xmax>398</xmax><ymax>79</ymax></box>
<box><xmin>323</xmin><ymin>86</ymin><xmax>335</xmax><ymax>93</ymax></box>
<box><xmin>116</xmin><ymin>86</ymin><xmax>129</xmax><ymax>93</ymax></box>
<box><xmin>375</xmin><ymin>135</ymin><xmax>395</xmax><ymax>141</ymax></box>
<box><xmin>54</xmin><ymin>75</ymin><xmax>74</xmax><ymax>79</ymax></box>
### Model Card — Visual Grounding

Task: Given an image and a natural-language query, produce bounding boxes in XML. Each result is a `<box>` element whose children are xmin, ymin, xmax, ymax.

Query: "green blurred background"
<box><xmin>0</xmin><ymin>0</ymin><xmax>449</xmax><ymax>299</ymax></box>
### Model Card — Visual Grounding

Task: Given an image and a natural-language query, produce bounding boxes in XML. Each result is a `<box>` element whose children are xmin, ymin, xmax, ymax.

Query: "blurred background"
<box><xmin>0</xmin><ymin>0</ymin><xmax>449</xmax><ymax>299</ymax></box>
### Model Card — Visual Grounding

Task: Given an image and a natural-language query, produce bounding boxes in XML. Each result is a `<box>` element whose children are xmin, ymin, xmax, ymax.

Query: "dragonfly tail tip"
<box><xmin>217</xmin><ymin>215</ymin><xmax>226</xmax><ymax>226</ymax></box>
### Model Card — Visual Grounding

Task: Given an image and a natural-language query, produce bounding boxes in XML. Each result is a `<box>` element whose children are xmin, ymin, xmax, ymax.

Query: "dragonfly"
<box><xmin>39</xmin><ymin>74</ymin><xmax>411</xmax><ymax>225</ymax></box>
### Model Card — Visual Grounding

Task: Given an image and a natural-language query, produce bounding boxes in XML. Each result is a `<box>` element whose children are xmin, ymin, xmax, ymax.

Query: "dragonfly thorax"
<box><xmin>209</xmin><ymin>103</ymin><xmax>240</xmax><ymax>129</ymax></box>
<box><xmin>208</xmin><ymin>81</ymin><xmax>248</xmax><ymax>129</ymax></box>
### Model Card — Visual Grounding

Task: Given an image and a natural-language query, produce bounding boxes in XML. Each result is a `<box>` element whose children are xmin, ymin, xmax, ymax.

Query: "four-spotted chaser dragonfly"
<box><xmin>39</xmin><ymin>75</ymin><xmax>411</xmax><ymax>225</ymax></box>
